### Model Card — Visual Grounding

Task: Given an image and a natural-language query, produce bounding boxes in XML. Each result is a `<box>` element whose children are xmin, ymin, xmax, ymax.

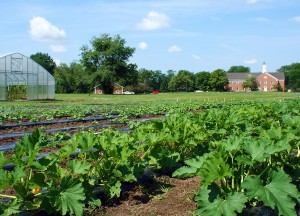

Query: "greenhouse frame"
<box><xmin>0</xmin><ymin>53</ymin><xmax>55</xmax><ymax>100</ymax></box>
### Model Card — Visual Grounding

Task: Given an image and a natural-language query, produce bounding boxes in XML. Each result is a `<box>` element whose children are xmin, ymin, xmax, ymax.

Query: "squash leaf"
<box><xmin>242</xmin><ymin>169</ymin><xmax>300</xmax><ymax>216</ymax></box>
<box><xmin>195</xmin><ymin>184</ymin><xmax>247</xmax><ymax>216</ymax></box>
<box><xmin>48</xmin><ymin>176</ymin><xmax>85</xmax><ymax>216</ymax></box>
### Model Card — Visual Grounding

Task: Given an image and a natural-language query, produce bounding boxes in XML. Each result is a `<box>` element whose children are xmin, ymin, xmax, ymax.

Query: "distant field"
<box><xmin>44</xmin><ymin>92</ymin><xmax>300</xmax><ymax>104</ymax></box>
<box><xmin>1</xmin><ymin>92</ymin><xmax>299</xmax><ymax>106</ymax></box>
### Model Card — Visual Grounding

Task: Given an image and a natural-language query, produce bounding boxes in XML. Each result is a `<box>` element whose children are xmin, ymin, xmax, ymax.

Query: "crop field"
<box><xmin>0</xmin><ymin>92</ymin><xmax>300</xmax><ymax>215</ymax></box>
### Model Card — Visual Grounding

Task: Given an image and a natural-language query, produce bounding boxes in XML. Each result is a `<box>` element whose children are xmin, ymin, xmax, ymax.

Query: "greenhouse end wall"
<box><xmin>0</xmin><ymin>53</ymin><xmax>55</xmax><ymax>100</ymax></box>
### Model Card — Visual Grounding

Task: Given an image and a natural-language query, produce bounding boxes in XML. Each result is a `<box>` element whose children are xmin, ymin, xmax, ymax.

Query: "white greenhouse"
<box><xmin>0</xmin><ymin>53</ymin><xmax>55</xmax><ymax>100</ymax></box>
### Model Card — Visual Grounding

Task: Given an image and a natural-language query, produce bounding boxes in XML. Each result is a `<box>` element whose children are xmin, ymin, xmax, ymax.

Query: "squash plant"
<box><xmin>173</xmin><ymin>102</ymin><xmax>300</xmax><ymax>216</ymax></box>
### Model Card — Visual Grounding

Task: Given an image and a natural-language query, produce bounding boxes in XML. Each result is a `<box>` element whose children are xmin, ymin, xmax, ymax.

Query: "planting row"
<box><xmin>0</xmin><ymin>99</ymin><xmax>300</xmax><ymax>215</ymax></box>
<box><xmin>0</xmin><ymin>100</ymin><xmax>257</xmax><ymax>125</ymax></box>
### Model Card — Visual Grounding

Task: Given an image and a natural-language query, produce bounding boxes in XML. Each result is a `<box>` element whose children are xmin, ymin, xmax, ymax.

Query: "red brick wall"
<box><xmin>256</xmin><ymin>74</ymin><xmax>284</xmax><ymax>92</ymax></box>
<box><xmin>227</xmin><ymin>74</ymin><xmax>285</xmax><ymax>92</ymax></box>
<box><xmin>95</xmin><ymin>87</ymin><xmax>104</xmax><ymax>94</ymax></box>
<box><xmin>227</xmin><ymin>81</ymin><xmax>251</xmax><ymax>92</ymax></box>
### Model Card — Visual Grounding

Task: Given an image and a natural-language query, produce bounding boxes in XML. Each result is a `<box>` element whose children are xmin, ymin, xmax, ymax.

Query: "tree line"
<box><xmin>30</xmin><ymin>34</ymin><xmax>300</xmax><ymax>93</ymax></box>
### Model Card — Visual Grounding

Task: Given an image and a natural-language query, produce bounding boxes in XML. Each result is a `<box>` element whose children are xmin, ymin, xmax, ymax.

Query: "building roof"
<box><xmin>227</xmin><ymin>72</ymin><xmax>285</xmax><ymax>81</ymax></box>
<box><xmin>94</xmin><ymin>82</ymin><xmax>124</xmax><ymax>89</ymax></box>
<box><xmin>227</xmin><ymin>73</ymin><xmax>258</xmax><ymax>81</ymax></box>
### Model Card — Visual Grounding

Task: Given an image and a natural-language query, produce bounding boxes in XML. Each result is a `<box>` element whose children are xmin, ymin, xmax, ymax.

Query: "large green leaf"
<box><xmin>11</xmin><ymin>166</ymin><xmax>26</xmax><ymax>185</ymax></box>
<box><xmin>172</xmin><ymin>155</ymin><xmax>207</xmax><ymax>178</ymax></box>
<box><xmin>67</xmin><ymin>160</ymin><xmax>91</xmax><ymax>175</ymax></box>
<box><xmin>199</xmin><ymin>151</ymin><xmax>232</xmax><ymax>187</ymax></box>
<box><xmin>0</xmin><ymin>170</ymin><xmax>9</xmax><ymax>189</ymax></box>
<box><xmin>242</xmin><ymin>169</ymin><xmax>300</xmax><ymax>216</ymax></box>
<box><xmin>74</xmin><ymin>132</ymin><xmax>96</xmax><ymax>150</ymax></box>
<box><xmin>195</xmin><ymin>184</ymin><xmax>247</xmax><ymax>216</ymax></box>
<box><xmin>0</xmin><ymin>199</ymin><xmax>21</xmax><ymax>216</ymax></box>
<box><xmin>242</xmin><ymin>139</ymin><xmax>266</xmax><ymax>163</ymax></box>
<box><xmin>48</xmin><ymin>176</ymin><xmax>86</xmax><ymax>216</ymax></box>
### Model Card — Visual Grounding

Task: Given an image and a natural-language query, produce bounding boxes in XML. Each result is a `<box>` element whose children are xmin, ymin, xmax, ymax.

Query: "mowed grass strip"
<box><xmin>1</xmin><ymin>92</ymin><xmax>298</xmax><ymax>106</ymax></box>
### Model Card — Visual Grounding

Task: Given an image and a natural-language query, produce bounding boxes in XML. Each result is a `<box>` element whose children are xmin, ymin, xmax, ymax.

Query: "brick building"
<box><xmin>94</xmin><ymin>83</ymin><xmax>124</xmax><ymax>94</ymax></box>
<box><xmin>226</xmin><ymin>63</ymin><xmax>285</xmax><ymax>92</ymax></box>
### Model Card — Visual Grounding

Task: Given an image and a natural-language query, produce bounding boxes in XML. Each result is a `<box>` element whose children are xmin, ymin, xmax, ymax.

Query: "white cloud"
<box><xmin>29</xmin><ymin>16</ymin><xmax>66</xmax><ymax>42</ymax></box>
<box><xmin>253</xmin><ymin>17</ymin><xmax>271</xmax><ymax>22</ymax></box>
<box><xmin>246</xmin><ymin>0</ymin><xmax>259</xmax><ymax>4</ymax></box>
<box><xmin>167</xmin><ymin>45</ymin><xmax>181</xmax><ymax>53</ymax></box>
<box><xmin>50</xmin><ymin>45</ymin><xmax>66</xmax><ymax>53</ymax></box>
<box><xmin>246</xmin><ymin>0</ymin><xmax>273</xmax><ymax>4</ymax></box>
<box><xmin>136</xmin><ymin>11</ymin><xmax>170</xmax><ymax>31</ymax></box>
<box><xmin>244</xmin><ymin>59</ymin><xmax>257</xmax><ymax>64</ymax></box>
<box><xmin>192</xmin><ymin>54</ymin><xmax>202</xmax><ymax>60</ymax></box>
<box><xmin>138</xmin><ymin>42</ymin><xmax>148</xmax><ymax>50</ymax></box>
<box><xmin>292</xmin><ymin>16</ymin><xmax>300</xmax><ymax>23</ymax></box>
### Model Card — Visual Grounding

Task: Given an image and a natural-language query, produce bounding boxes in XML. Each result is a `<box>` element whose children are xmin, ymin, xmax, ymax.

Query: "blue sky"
<box><xmin>0</xmin><ymin>0</ymin><xmax>300</xmax><ymax>73</ymax></box>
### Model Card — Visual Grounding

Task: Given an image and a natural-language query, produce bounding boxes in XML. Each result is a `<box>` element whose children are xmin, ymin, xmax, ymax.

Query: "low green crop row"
<box><xmin>1</xmin><ymin>99</ymin><xmax>300</xmax><ymax>215</ymax></box>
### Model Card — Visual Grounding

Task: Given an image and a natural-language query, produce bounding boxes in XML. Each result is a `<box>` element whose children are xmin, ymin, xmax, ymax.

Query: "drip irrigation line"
<box><xmin>0</xmin><ymin>115</ymin><xmax>119</xmax><ymax>129</ymax></box>
<box><xmin>0</xmin><ymin>122</ymin><xmax>124</xmax><ymax>139</ymax></box>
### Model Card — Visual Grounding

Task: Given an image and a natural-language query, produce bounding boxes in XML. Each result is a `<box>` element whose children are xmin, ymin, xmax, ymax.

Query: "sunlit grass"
<box><xmin>1</xmin><ymin>92</ymin><xmax>298</xmax><ymax>106</ymax></box>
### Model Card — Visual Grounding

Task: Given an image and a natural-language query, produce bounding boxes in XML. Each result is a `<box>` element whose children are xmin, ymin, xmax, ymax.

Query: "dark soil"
<box><xmin>0</xmin><ymin>115</ymin><xmax>163</xmax><ymax>146</ymax></box>
<box><xmin>93</xmin><ymin>175</ymin><xmax>200</xmax><ymax>216</ymax></box>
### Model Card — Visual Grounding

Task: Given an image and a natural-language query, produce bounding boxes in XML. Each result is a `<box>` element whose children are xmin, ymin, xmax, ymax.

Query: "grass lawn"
<box><xmin>1</xmin><ymin>92</ymin><xmax>298</xmax><ymax>106</ymax></box>
<box><xmin>55</xmin><ymin>92</ymin><xmax>299</xmax><ymax>104</ymax></box>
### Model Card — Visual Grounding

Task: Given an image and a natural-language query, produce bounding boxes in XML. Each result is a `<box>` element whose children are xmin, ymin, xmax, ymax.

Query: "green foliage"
<box><xmin>7</xmin><ymin>85</ymin><xmax>26</xmax><ymax>100</ymax></box>
<box><xmin>242</xmin><ymin>77</ymin><xmax>258</xmax><ymax>91</ymax></box>
<box><xmin>54</xmin><ymin>62</ymin><xmax>92</xmax><ymax>93</ymax></box>
<box><xmin>277</xmin><ymin>62</ymin><xmax>300</xmax><ymax>91</ymax></box>
<box><xmin>30</xmin><ymin>52</ymin><xmax>56</xmax><ymax>75</ymax></box>
<box><xmin>1</xmin><ymin>99</ymin><xmax>300</xmax><ymax>215</ymax></box>
<box><xmin>80</xmin><ymin>34</ymin><xmax>137</xmax><ymax>93</ymax></box>
<box><xmin>172</xmin><ymin>100</ymin><xmax>300</xmax><ymax>215</ymax></box>
<box><xmin>135</xmin><ymin>68</ymin><xmax>164</xmax><ymax>92</ymax></box>
<box><xmin>0</xmin><ymin>199</ymin><xmax>21</xmax><ymax>216</ymax></box>
<box><xmin>195</xmin><ymin>71</ymin><xmax>210</xmax><ymax>91</ymax></box>
<box><xmin>47</xmin><ymin>176</ymin><xmax>86</xmax><ymax>216</ymax></box>
<box><xmin>195</xmin><ymin>187</ymin><xmax>247</xmax><ymax>216</ymax></box>
<box><xmin>168</xmin><ymin>70</ymin><xmax>195</xmax><ymax>92</ymax></box>
<box><xmin>242</xmin><ymin>169</ymin><xmax>300</xmax><ymax>216</ymax></box>
<box><xmin>209</xmin><ymin>69</ymin><xmax>229</xmax><ymax>91</ymax></box>
<box><xmin>227</xmin><ymin>65</ymin><xmax>250</xmax><ymax>73</ymax></box>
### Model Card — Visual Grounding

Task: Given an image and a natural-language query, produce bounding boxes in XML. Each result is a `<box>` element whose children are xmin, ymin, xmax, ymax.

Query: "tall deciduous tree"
<box><xmin>30</xmin><ymin>52</ymin><xmax>57</xmax><ymax>75</ymax></box>
<box><xmin>138</xmin><ymin>69</ymin><xmax>163</xmax><ymax>91</ymax></box>
<box><xmin>80</xmin><ymin>34</ymin><xmax>137</xmax><ymax>94</ymax></box>
<box><xmin>195</xmin><ymin>71</ymin><xmax>210</xmax><ymax>91</ymax></box>
<box><xmin>54</xmin><ymin>62</ymin><xmax>91</xmax><ymax>93</ymax></box>
<box><xmin>209</xmin><ymin>69</ymin><xmax>228</xmax><ymax>91</ymax></box>
<box><xmin>227</xmin><ymin>65</ymin><xmax>250</xmax><ymax>73</ymax></box>
<box><xmin>242</xmin><ymin>77</ymin><xmax>258</xmax><ymax>91</ymax></box>
<box><xmin>168</xmin><ymin>70</ymin><xmax>195</xmax><ymax>92</ymax></box>
<box><xmin>277</xmin><ymin>63</ymin><xmax>300</xmax><ymax>91</ymax></box>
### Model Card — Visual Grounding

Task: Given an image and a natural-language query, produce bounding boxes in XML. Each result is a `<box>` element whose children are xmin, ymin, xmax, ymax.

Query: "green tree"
<box><xmin>159</xmin><ymin>70</ymin><xmax>175</xmax><ymax>92</ymax></box>
<box><xmin>80</xmin><ymin>34</ymin><xmax>137</xmax><ymax>94</ymax></box>
<box><xmin>273</xmin><ymin>81</ymin><xmax>283</xmax><ymax>92</ymax></box>
<box><xmin>242</xmin><ymin>77</ymin><xmax>258</xmax><ymax>91</ymax></box>
<box><xmin>227</xmin><ymin>65</ymin><xmax>250</xmax><ymax>73</ymax></box>
<box><xmin>138</xmin><ymin>69</ymin><xmax>164</xmax><ymax>91</ymax></box>
<box><xmin>277</xmin><ymin>63</ymin><xmax>300</xmax><ymax>91</ymax></box>
<box><xmin>209</xmin><ymin>69</ymin><xmax>228</xmax><ymax>91</ymax></box>
<box><xmin>54</xmin><ymin>62</ymin><xmax>91</xmax><ymax>93</ymax></box>
<box><xmin>195</xmin><ymin>71</ymin><xmax>210</xmax><ymax>91</ymax></box>
<box><xmin>168</xmin><ymin>70</ymin><xmax>195</xmax><ymax>92</ymax></box>
<box><xmin>30</xmin><ymin>52</ymin><xmax>57</xmax><ymax>75</ymax></box>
